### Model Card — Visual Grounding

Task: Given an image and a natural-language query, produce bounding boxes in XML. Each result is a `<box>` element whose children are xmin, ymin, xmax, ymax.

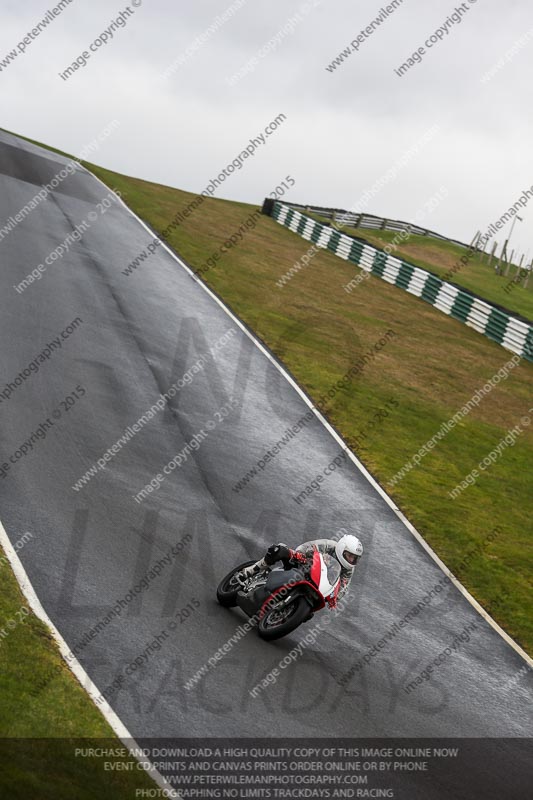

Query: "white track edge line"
<box><xmin>86</xmin><ymin>171</ymin><xmax>533</xmax><ymax>669</ymax></box>
<box><xmin>0</xmin><ymin>520</ymin><xmax>180</xmax><ymax>799</ymax></box>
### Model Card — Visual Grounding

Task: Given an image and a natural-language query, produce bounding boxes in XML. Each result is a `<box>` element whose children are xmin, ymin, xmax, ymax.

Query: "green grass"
<box><xmin>303</xmin><ymin>211</ymin><xmax>533</xmax><ymax>321</ymax></box>
<box><xmin>84</xmin><ymin>162</ymin><xmax>533</xmax><ymax>655</ymax></box>
<box><xmin>0</xmin><ymin>548</ymin><xmax>156</xmax><ymax>798</ymax></box>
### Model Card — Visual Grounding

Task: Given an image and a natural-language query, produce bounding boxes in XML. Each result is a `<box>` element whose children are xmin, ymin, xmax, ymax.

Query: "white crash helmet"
<box><xmin>335</xmin><ymin>534</ymin><xmax>363</xmax><ymax>569</ymax></box>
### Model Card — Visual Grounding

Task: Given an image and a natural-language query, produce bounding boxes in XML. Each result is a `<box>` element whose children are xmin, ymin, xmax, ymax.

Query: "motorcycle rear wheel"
<box><xmin>257</xmin><ymin>596</ymin><xmax>310</xmax><ymax>641</ymax></box>
<box><xmin>216</xmin><ymin>560</ymin><xmax>257</xmax><ymax>607</ymax></box>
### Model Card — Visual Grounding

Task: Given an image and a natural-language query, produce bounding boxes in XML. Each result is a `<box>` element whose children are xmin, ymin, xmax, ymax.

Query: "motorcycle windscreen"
<box><xmin>319</xmin><ymin>554</ymin><xmax>341</xmax><ymax>596</ymax></box>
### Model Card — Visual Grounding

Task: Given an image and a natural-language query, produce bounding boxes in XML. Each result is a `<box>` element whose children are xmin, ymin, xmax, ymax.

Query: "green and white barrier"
<box><xmin>267</xmin><ymin>201</ymin><xmax>533</xmax><ymax>363</ymax></box>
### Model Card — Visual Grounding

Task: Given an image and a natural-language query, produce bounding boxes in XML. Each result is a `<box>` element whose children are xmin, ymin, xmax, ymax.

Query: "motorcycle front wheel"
<box><xmin>216</xmin><ymin>560</ymin><xmax>257</xmax><ymax>607</ymax></box>
<box><xmin>257</xmin><ymin>595</ymin><xmax>310</xmax><ymax>641</ymax></box>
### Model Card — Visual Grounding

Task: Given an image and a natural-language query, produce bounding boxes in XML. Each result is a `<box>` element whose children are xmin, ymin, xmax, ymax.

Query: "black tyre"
<box><xmin>216</xmin><ymin>560</ymin><xmax>256</xmax><ymax>607</ymax></box>
<box><xmin>257</xmin><ymin>595</ymin><xmax>311</xmax><ymax>641</ymax></box>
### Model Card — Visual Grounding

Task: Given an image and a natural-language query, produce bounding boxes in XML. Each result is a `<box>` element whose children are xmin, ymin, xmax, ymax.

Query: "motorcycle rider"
<box><xmin>238</xmin><ymin>534</ymin><xmax>363</xmax><ymax>609</ymax></box>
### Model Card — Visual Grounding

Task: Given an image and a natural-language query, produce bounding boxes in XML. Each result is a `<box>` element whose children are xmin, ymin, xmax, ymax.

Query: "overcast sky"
<box><xmin>2</xmin><ymin>0</ymin><xmax>533</xmax><ymax>258</ymax></box>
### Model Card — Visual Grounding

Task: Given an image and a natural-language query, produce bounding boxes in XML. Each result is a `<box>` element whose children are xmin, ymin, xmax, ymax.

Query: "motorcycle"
<box><xmin>216</xmin><ymin>550</ymin><xmax>341</xmax><ymax>640</ymax></box>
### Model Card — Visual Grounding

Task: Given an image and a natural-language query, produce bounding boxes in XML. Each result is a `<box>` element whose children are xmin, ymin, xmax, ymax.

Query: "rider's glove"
<box><xmin>264</xmin><ymin>543</ymin><xmax>290</xmax><ymax>566</ymax></box>
<box><xmin>327</xmin><ymin>595</ymin><xmax>337</xmax><ymax>610</ymax></box>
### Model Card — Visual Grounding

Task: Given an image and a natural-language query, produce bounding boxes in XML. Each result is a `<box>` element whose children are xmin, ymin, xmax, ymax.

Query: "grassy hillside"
<box><xmin>80</xmin><ymin>162</ymin><xmax>533</xmax><ymax>655</ymax></box>
<box><xmin>303</xmin><ymin>211</ymin><xmax>533</xmax><ymax>321</ymax></box>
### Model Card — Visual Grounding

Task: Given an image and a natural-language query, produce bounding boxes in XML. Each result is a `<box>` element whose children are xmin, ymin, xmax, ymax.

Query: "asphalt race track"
<box><xmin>0</xmin><ymin>130</ymin><xmax>531</xmax><ymax>797</ymax></box>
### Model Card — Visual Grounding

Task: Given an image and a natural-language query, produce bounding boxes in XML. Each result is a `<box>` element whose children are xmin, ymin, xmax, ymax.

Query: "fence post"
<box><xmin>495</xmin><ymin>241</ymin><xmax>507</xmax><ymax>274</ymax></box>
<box><xmin>505</xmin><ymin>248</ymin><xmax>514</xmax><ymax>276</ymax></box>
<box><xmin>514</xmin><ymin>255</ymin><xmax>525</xmax><ymax>279</ymax></box>
<box><xmin>488</xmin><ymin>241</ymin><xmax>497</xmax><ymax>268</ymax></box>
